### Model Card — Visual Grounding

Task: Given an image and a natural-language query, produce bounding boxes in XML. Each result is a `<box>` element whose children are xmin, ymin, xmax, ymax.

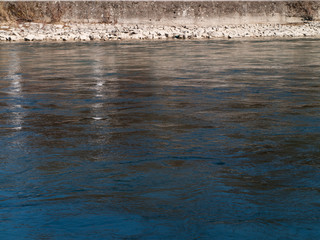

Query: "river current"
<box><xmin>0</xmin><ymin>40</ymin><xmax>319</xmax><ymax>239</ymax></box>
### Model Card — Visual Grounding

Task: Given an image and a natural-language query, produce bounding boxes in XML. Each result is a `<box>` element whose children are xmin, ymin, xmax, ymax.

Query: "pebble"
<box><xmin>0</xmin><ymin>22</ymin><xmax>320</xmax><ymax>42</ymax></box>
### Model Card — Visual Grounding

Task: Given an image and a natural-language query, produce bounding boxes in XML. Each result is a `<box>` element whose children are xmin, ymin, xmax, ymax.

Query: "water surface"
<box><xmin>0</xmin><ymin>39</ymin><xmax>320</xmax><ymax>239</ymax></box>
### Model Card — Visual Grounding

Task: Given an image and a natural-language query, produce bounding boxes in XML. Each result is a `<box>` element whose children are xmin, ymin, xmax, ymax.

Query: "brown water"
<box><xmin>0</xmin><ymin>40</ymin><xmax>320</xmax><ymax>239</ymax></box>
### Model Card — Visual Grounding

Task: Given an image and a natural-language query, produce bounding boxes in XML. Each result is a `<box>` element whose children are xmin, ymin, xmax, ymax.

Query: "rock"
<box><xmin>33</xmin><ymin>34</ymin><xmax>46</xmax><ymax>41</ymax></box>
<box><xmin>24</xmin><ymin>35</ymin><xmax>34</xmax><ymax>41</ymax></box>
<box><xmin>8</xmin><ymin>36</ymin><xmax>18</xmax><ymax>41</ymax></box>
<box><xmin>119</xmin><ymin>33</ymin><xmax>128</xmax><ymax>39</ymax></box>
<box><xmin>11</xmin><ymin>31</ymin><xmax>20</xmax><ymax>37</ymax></box>
<box><xmin>80</xmin><ymin>35</ymin><xmax>90</xmax><ymax>41</ymax></box>
<box><xmin>51</xmin><ymin>35</ymin><xmax>61</xmax><ymax>41</ymax></box>
<box><xmin>1</xmin><ymin>22</ymin><xmax>320</xmax><ymax>42</ymax></box>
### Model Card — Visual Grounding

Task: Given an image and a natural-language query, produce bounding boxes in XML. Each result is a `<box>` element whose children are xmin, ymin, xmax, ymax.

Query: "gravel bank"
<box><xmin>1</xmin><ymin>22</ymin><xmax>320</xmax><ymax>41</ymax></box>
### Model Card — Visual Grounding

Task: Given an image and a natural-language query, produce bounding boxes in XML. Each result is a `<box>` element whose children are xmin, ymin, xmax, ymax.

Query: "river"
<box><xmin>0</xmin><ymin>39</ymin><xmax>319</xmax><ymax>239</ymax></box>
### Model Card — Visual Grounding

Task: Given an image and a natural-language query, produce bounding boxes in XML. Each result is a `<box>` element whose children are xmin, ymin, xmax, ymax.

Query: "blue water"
<box><xmin>0</xmin><ymin>39</ymin><xmax>320</xmax><ymax>239</ymax></box>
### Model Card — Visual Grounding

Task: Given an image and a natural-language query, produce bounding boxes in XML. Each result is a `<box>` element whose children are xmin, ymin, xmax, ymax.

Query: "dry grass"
<box><xmin>0</xmin><ymin>2</ymin><xmax>65</xmax><ymax>24</ymax></box>
<box><xmin>0</xmin><ymin>3</ymin><xmax>35</xmax><ymax>23</ymax></box>
<box><xmin>0</xmin><ymin>3</ymin><xmax>10</xmax><ymax>22</ymax></box>
<box><xmin>8</xmin><ymin>3</ymin><xmax>41</xmax><ymax>22</ymax></box>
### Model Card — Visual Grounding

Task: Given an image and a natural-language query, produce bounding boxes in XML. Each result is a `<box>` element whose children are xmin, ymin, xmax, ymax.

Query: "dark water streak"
<box><xmin>0</xmin><ymin>40</ymin><xmax>320</xmax><ymax>239</ymax></box>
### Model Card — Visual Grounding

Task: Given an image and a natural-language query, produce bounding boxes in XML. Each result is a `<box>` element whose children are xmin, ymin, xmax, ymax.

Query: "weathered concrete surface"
<box><xmin>0</xmin><ymin>1</ymin><xmax>319</xmax><ymax>26</ymax></box>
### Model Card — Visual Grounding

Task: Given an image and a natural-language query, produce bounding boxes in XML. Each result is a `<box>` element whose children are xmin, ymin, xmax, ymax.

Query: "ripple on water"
<box><xmin>0</xmin><ymin>40</ymin><xmax>320</xmax><ymax>239</ymax></box>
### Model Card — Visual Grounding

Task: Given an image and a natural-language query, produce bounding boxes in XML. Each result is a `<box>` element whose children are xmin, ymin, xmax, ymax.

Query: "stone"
<box><xmin>8</xmin><ymin>36</ymin><xmax>18</xmax><ymax>41</ymax></box>
<box><xmin>33</xmin><ymin>34</ymin><xmax>46</xmax><ymax>41</ymax></box>
<box><xmin>80</xmin><ymin>35</ymin><xmax>90</xmax><ymax>41</ymax></box>
<box><xmin>1</xmin><ymin>22</ymin><xmax>320</xmax><ymax>42</ymax></box>
<box><xmin>24</xmin><ymin>35</ymin><xmax>34</xmax><ymax>41</ymax></box>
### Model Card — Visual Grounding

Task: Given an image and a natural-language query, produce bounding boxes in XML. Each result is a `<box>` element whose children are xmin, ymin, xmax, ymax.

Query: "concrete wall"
<box><xmin>1</xmin><ymin>1</ymin><xmax>319</xmax><ymax>26</ymax></box>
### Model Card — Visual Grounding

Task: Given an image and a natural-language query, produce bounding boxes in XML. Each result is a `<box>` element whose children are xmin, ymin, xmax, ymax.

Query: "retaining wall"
<box><xmin>0</xmin><ymin>1</ymin><xmax>319</xmax><ymax>26</ymax></box>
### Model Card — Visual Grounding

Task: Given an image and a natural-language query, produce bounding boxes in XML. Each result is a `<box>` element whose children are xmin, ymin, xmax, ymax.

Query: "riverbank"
<box><xmin>1</xmin><ymin>1</ymin><xmax>320</xmax><ymax>41</ymax></box>
<box><xmin>1</xmin><ymin>22</ymin><xmax>320</xmax><ymax>41</ymax></box>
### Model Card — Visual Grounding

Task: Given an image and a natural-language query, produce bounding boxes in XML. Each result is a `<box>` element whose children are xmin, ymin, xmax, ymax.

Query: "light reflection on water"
<box><xmin>0</xmin><ymin>40</ymin><xmax>320</xmax><ymax>239</ymax></box>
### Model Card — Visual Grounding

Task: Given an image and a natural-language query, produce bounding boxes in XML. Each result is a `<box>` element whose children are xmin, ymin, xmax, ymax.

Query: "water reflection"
<box><xmin>3</xmin><ymin>49</ymin><xmax>24</xmax><ymax>131</ymax></box>
<box><xmin>0</xmin><ymin>40</ymin><xmax>320</xmax><ymax>239</ymax></box>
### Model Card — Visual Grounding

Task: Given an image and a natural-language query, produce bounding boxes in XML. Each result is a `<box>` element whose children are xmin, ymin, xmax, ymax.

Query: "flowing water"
<box><xmin>0</xmin><ymin>39</ymin><xmax>320</xmax><ymax>239</ymax></box>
